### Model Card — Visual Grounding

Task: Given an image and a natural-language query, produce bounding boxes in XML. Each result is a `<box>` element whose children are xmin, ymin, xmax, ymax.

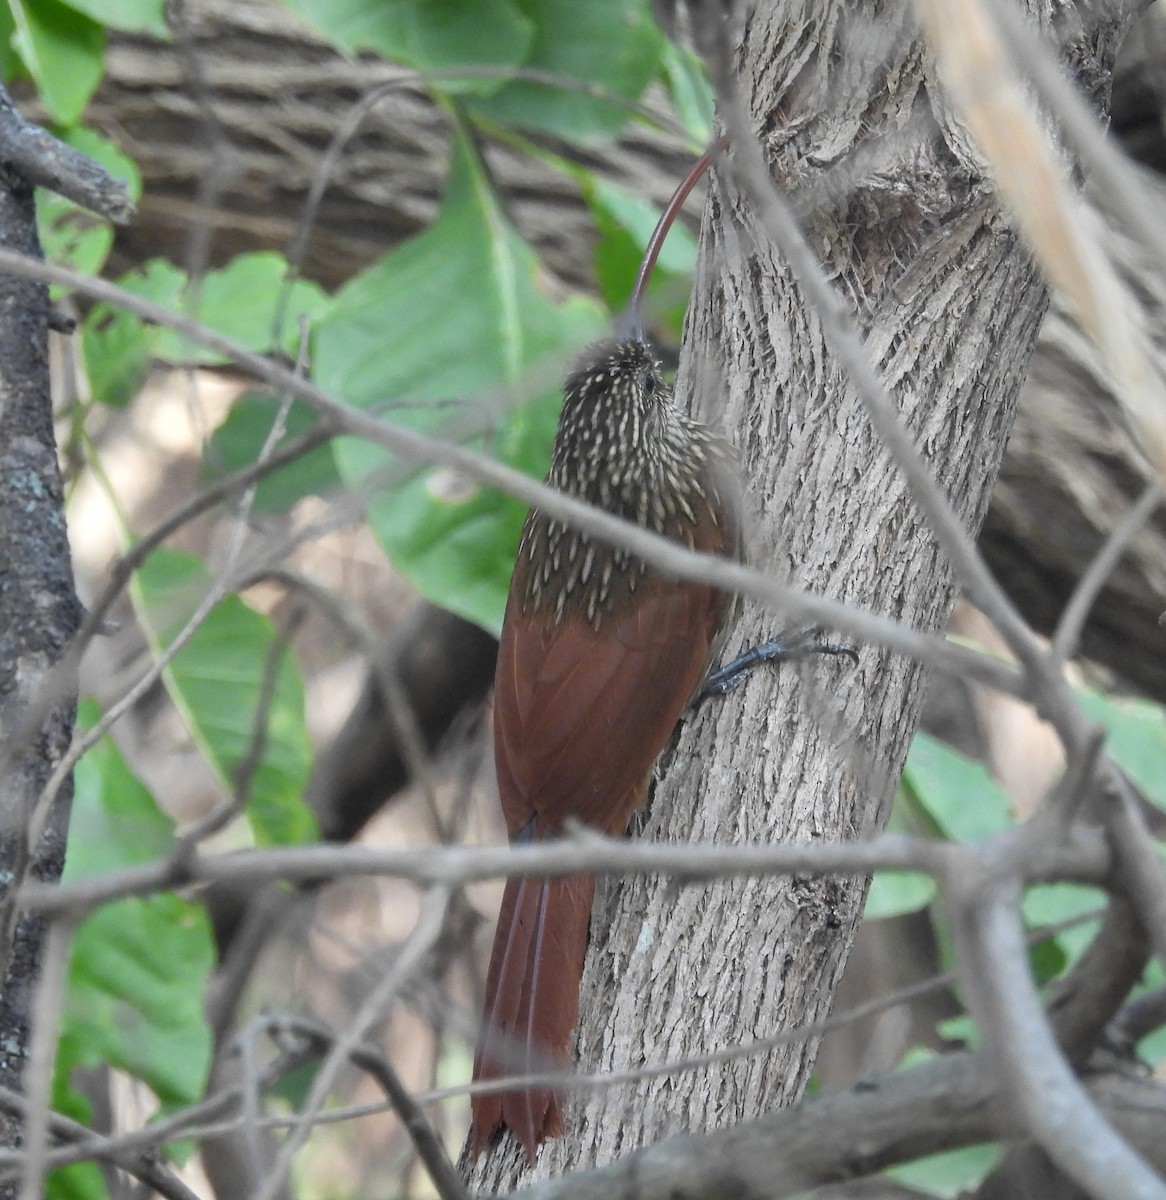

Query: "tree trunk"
<box><xmin>472</xmin><ymin>0</ymin><xmax>1130</xmax><ymax>1186</ymax></box>
<box><xmin>0</xmin><ymin>142</ymin><xmax>82</xmax><ymax>1192</ymax></box>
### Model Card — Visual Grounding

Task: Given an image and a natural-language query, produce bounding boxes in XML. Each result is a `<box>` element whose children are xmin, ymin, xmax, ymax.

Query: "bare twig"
<box><xmin>265</xmin><ymin>1014</ymin><xmax>468</xmax><ymax>1200</ymax></box>
<box><xmin>505</xmin><ymin>1055</ymin><xmax>1166</xmax><ymax>1200</ymax></box>
<box><xmin>172</xmin><ymin>605</ymin><xmax>304</xmax><ymax>855</ymax></box>
<box><xmin>255</xmin><ymin>887</ymin><xmax>452</xmax><ymax>1200</ymax></box>
<box><xmin>1052</xmin><ymin>484</ymin><xmax>1162</xmax><ymax>664</ymax></box>
<box><xmin>0</xmin><ymin>903</ymin><xmax>1109</xmax><ymax>1183</ymax></box>
<box><xmin>167</xmin><ymin>0</ymin><xmax>234</xmax><ymax>288</ymax></box>
<box><xmin>1045</xmin><ymin>898</ymin><xmax>1149</xmax><ymax>1064</ymax></box>
<box><xmin>0</xmin><ymin>247</ymin><xmax>1026</xmax><ymax>715</ymax></box>
<box><xmin>18</xmin><ymin>826</ymin><xmax>1111</xmax><ymax>919</ymax></box>
<box><xmin>0</xmin><ymin>1086</ymin><xmax>201</xmax><ymax>1200</ymax></box>
<box><xmin>1113</xmin><ymin>985</ymin><xmax>1166</xmax><ymax>1049</ymax></box>
<box><xmin>15</xmin><ymin>919</ymin><xmax>76</xmax><ymax>1200</ymax></box>
<box><xmin>1108</xmin><ymin>778</ymin><xmax>1166</xmax><ymax>968</ymax></box>
<box><xmin>950</xmin><ymin>877</ymin><xmax>1165</xmax><ymax>1200</ymax></box>
<box><xmin>241</xmin><ymin>568</ymin><xmax>443</xmax><ymax>835</ymax></box>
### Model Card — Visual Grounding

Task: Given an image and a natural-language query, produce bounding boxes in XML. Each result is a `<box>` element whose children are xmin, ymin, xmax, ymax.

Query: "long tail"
<box><xmin>471</xmin><ymin>872</ymin><xmax>596</xmax><ymax>1162</ymax></box>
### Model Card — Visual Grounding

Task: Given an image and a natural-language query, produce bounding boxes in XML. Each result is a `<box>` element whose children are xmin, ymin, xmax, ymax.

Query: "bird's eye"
<box><xmin>638</xmin><ymin>367</ymin><xmax>658</xmax><ymax>394</ymax></box>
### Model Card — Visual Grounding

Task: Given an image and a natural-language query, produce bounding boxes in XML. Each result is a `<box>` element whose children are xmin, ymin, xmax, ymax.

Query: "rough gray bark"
<box><xmin>470</xmin><ymin>0</ymin><xmax>1130</xmax><ymax>1187</ymax></box>
<box><xmin>0</xmin><ymin>149</ymin><xmax>82</xmax><ymax>1180</ymax></box>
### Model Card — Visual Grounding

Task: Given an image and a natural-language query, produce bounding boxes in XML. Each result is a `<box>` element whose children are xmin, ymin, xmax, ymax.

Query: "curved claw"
<box><xmin>699</xmin><ymin>625</ymin><xmax>858</xmax><ymax>701</ymax></box>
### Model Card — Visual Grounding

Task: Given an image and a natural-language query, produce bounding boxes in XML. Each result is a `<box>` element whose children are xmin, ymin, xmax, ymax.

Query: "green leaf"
<box><xmin>38</xmin><ymin>127</ymin><xmax>141</xmax><ymax>281</ymax></box>
<box><xmin>132</xmin><ymin>548</ymin><xmax>316</xmax><ymax>846</ymax></box>
<box><xmin>280</xmin><ymin>0</ymin><xmax>532</xmax><ymax>91</ymax></box>
<box><xmin>864</xmin><ymin>779</ymin><xmax>939</xmax><ymax>918</ymax></box>
<box><xmin>57</xmin><ymin>703</ymin><xmax>214</xmax><ymax>1121</ymax></box>
<box><xmin>82</xmin><ymin>258</ymin><xmax>185</xmax><ymax>407</ymax></box>
<box><xmin>660</xmin><ymin>40</ymin><xmax>714</xmax><ymax>146</ymax></box>
<box><xmin>901</xmin><ymin>732</ymin><xmax>1014</xmax><ymax>842</ymax></box>
<box><xmin>1021</xmin><ymin>883</ymin><xmax>1104</xmax><ymax>964</ymax></box>
<box><xmin>1078</xmin><ymin>689</ymin><xmax>1166</xmax><ymax>813</ymax></box>
<box><xmin>321</xmin><ymin>132</ymin><xmax>604</xmax><ymax>634</ymax></box>
<box><xmin>886</xmin><ymin>1142</ymin><xmax>1000</xmax><ymax>1198</ymax></box>
<box><xmin>10</xmin><ymin>0</ymin><xmax>104</xmax><ymax>125</ymax></box>
<box><xmin>586</xmin><ymin>175</ymin><xmax>697</xmax><ymax>321</ymax></box>
<box><xmin>58</xmin><ymin>0</ymin><xmax>167</xmax><ymax>35</ymax></box>
<box><xmin>0</xmin><ymin>4</ymin><xmax>22</xmax><ymax>83</ymax></box>
<box><xmin>467</xmin><ymin>0</ymin><xmax>666</xmax><ymax>141</ymax></box>
<box><xmin>46</xmin><ymin>1162</ymin><xmax>107</xmax><ymax>1200</ymax></box>
<box><xmin>270</xmin><ymin>1059</ymin><xmax>318</xmax><ymax>1109</ymax></box>
<box><xmin>863</xmin><ymin>869</ymin><xmax>936</xmax><ymax>920</ymax></box>
<box><xmin>935</xmin><ymin>1012</ymin><xmax>977</xmax><ymax>1048</ymax></box>
<box><xmin>205</xmin><ymin>393</ymin><xmax>341</xmax><ymax>514</ymax></box>
<box><xmin>153</xmin><ymin>251</ymin><xmax>329</xmax><ymax>366</ymax></box>
<box><xmin>82</xmin><ymin>253</ymin><xmax>326</xmax><ymax>407</ymax></box>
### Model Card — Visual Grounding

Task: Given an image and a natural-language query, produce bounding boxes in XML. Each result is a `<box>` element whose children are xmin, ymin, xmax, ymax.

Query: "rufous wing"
<box><xmin>494</xmin><ymin>573</ymin><xmax>731</xmax><ymax>838</ymax></box>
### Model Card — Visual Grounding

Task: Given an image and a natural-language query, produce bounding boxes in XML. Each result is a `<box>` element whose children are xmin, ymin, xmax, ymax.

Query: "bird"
<box><xmin>469</xmin><ymin>332</ymin><xmax>744</xmax><ymax>1162</ymax></box>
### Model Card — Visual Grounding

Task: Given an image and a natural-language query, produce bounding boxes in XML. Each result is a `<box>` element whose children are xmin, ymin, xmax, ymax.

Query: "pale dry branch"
<box><xmin>1053</xmin><ymin>484</ymin><xmax>1162</xmax><ymax>663</ymax></box>
<box><xmin>264</xmin><ymin>1014</ymin><xmax>468</xmax><ymax>1200</ymax></box>
<box><xmin>18</xmin><ymin>826</ymin><xmax>1114</xmax><ymax>920</ymax></box>
<box><xmin>950</xmin><ymin>879</ymin><xmax>1165</xmax><ymax>1200</ymax></box>
<box><xmin>0</xmin><ymin>1086</ymin><xmax>200</xmax><ymax>1200</ymax></box>
<box><xmin>254</xmin><ymin>886</ymin><xmax>452</xmax><ymax>1200</ymax></box>
<box><xmin>0</xmin><ymin>900</ymin><xmax>1120</xmax><ymax>1191</ymax></box>
<box><xmin>15</xmin><ymin>920</ymin><xmax>75</xmax><ymax>1200</ymax></box>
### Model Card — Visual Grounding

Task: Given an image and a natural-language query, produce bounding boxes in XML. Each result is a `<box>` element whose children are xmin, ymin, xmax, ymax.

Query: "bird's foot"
<box><xmin>699</xmin><ymin>625</ymin><xmax>858</xmax><ymax>701</ymax></box>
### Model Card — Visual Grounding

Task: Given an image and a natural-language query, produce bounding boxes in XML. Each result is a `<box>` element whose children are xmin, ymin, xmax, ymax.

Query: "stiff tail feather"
<box><xmin>471</xmin><ymin>872</ymin><xmax>596</xmax><ymax>1162</ymax></box>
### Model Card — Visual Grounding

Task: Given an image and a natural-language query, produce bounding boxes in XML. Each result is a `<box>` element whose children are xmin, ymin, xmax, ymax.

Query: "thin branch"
<box><xmin>1113</xmin><ymin>985</ymin><xmax>1166</xmax><ymax>1049</ymax></box>
<box><xmin>1052</xmin><ymin>484</ymin><xmax>1162</xmax><ymax>663</ymax></box>
<box><xmin>0</xmin><ymin>1086</ymin><xmax>202</xmax><ymax>1200</ymax></box>
<box><xmin>241</xmin><ymin>568</ymin><xmax>444</xmax><ymax>837</ymax></box>
<box><xmin>950</xmin><ymin>880</ymin><xmax>1165</xmax><ymax>1200</ymax></box>
<box><xmin>17</xmin><ymin>826</ymin><xmax>1112</xmax><ymax>919</ymax></box>
<box><xmin>0</xmin><ymin>904</ymin><xmax>1109</xmax><ymax>1182</ymax></box>
<box><xmin>265</xmin><ymin>1014</ymin><xmax>468</xmax><ymax>1200</ymax></box>
<box><xmin>1108</xmin><ymin>777</ymin><xmax>1166</xmax><ymax>969</ymax></box>
<box><xmin>441</xmin><ymin>902</ymin><xmax>1107</xmax><ymax>1112</ymax></box>
<box><xmin>254</xmin><ymin>887</ymin><xmax>452</xmax><ymax>1200</ymax></box>
<box><xmin>0</xmin><ymin>85</ymin><xmax>132</xmax><ymax>221</ymax></box>
<box><xmin>172</xmin><ymin>606</ymin><xmax>304</xmax><ymax>854</ymax></box>
<box><xmin>276</xmin><ymin>60</ymin><xmax>699</xmax><ymax>333</ymax></box>
<box><xmin>59</xmin><ymin>417</ymin><xmax>334</xmax><ymax>684</ymax></box>
<box><xmin>15</xmin><ymin>919</ymin><xmax>75</xmax><ymax>1200</ymax></box>
<box><xmin>1045</xmin><ymin>898</ymin><xmax>1149</xmax><ymax>1065</ymax></box>
<box><xmin>167</xmin><ymin>0</ymin><xmax>234</xmax><ymax>287</ymax></box>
